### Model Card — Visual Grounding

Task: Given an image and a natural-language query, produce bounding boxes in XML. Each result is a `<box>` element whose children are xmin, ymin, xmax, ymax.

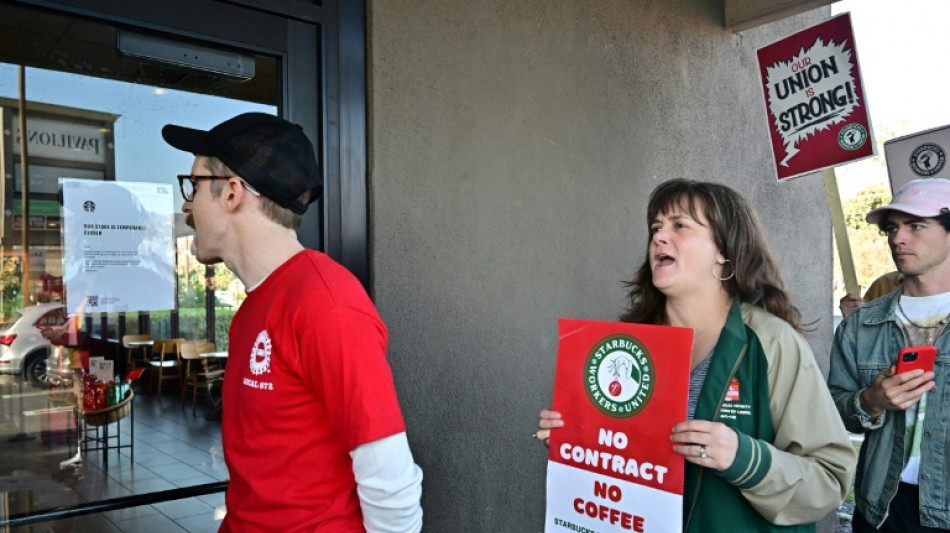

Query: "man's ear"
<box><xmin>224</xmin><ymin>178</ymin><xmax>250</xmax><ymax>212</ymax></box>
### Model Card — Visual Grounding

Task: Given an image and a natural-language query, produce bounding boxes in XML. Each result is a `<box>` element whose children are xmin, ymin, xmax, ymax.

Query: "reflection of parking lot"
<box><xmin>0</xmin><ymin>303</ymin><xmax>68</xmax><ymax>388</ymax></box>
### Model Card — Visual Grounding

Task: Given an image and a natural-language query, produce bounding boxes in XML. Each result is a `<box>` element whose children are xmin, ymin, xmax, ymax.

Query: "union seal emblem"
<box><xmin>249</xmin><ymin>330</ymin><xmax>272</xmax><ymax>376</ymax></box>
<box><xmin>584</xmin><ymin>335</ymin><xmax>654</xmax><ymax>418</ymax></box>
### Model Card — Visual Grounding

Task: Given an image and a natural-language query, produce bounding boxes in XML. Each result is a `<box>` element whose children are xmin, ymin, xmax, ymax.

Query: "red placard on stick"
<box><xmin>544</xmin><ymin>319</ymin><xmax>692</xmax><ymax>533</ymax></box>
<box><xmin>756</xmin><ymin>13</ymin><xmax>874</xmax><ymax>180</ymax></box>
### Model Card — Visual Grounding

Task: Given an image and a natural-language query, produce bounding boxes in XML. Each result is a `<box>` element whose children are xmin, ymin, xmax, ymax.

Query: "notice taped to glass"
<box><xmin>62</xmin><ymin>178</ymin><xmax>174</xmax><ymax>312</ymax></box>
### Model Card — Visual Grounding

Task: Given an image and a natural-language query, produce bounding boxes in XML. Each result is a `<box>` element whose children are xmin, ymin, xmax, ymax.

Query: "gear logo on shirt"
<box><xmin>584</xmin><ymin>334</ymin><xmax>655</xmax><ymax>418</ymax></box>
<box><xmin>249</xmin><ymin>330</ymin><xmax>272</xmax><ymax>376</ymax></box>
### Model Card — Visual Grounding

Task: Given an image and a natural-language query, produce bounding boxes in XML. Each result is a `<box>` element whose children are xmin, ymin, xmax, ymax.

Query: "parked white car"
<box><xmin>0</xmin><ymin>303</ymin><xmax>68</xmax><ymax>388</ymax></box>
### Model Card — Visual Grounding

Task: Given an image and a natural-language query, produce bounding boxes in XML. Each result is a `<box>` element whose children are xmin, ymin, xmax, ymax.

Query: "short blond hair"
<box><xmin>204</xmin><ymin>157</ymin><xmax>304</xmax><ymax>230</ymax></box>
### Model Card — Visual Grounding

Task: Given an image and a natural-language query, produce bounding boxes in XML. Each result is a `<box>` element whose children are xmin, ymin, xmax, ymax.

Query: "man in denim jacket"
<box><xmin>830</xmin><ymin>178</ymin><xmax>950</xmax><ymax>532</ymax></box>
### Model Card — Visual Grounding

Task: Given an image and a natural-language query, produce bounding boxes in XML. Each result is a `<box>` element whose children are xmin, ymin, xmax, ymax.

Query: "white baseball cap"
<box><xmin>866</xmin><ymin>178</ymin><xmax>950</xmax><ymax>224</ymax></box>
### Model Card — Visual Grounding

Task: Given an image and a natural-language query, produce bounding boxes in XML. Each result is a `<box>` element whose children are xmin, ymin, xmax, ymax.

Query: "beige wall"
<box><xmin>368</xmin><ymin>1</ymin><xmax>835</xmax><ymax>531</ymax></box>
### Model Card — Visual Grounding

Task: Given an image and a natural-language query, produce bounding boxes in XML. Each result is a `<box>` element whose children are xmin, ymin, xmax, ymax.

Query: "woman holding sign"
<box><xmin>537</xmin><ymin>179</ymin><xmax>855</xmax><ymax>532</ymax></box>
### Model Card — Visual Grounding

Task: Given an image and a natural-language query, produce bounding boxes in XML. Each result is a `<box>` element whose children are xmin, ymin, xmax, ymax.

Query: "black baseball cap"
<box><xmin>162</xmin><ymin>112</ymin><xmax>321</xmax><ymax>214</ymax></box>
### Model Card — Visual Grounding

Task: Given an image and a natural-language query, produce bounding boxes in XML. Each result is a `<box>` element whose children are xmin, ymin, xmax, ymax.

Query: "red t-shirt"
<box><xmin>220</xmin><ymin>250</ymin><xmax>406</xmax><ymax>532</ymax></box>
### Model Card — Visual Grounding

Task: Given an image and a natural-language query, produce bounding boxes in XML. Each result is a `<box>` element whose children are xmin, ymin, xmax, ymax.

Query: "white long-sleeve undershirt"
<box><xmin>350</xmin><ymin>432</ymin><xmax>423</xmax><ymax>533</ymax></box>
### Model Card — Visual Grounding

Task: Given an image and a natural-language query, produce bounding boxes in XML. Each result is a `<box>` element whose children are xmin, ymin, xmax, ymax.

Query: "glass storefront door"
<box><xmin>0</xmin><ymin>1</ymin><xmax>336</xmax><ymax>530</ymax></box>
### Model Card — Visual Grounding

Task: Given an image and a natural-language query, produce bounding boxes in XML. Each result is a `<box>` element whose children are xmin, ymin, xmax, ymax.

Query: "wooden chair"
<box><xmin>122</xmin><ymin>334</ymin><xmax>153</xmax><ymax>371</ymax></box>
<box><xmin>149</xmin><ymin>338</ymin><xmax>184</xmax><ymax>397</ymax></box>
<box><xmin>180</xmin><ymin>341</ymin><xmax>224</xmax><ymax>415</ymax></box>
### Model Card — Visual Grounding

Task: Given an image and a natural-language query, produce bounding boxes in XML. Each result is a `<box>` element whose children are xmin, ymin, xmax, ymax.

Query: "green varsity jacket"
<box><xmin>683</xmin><ymin>301</ymin><xmax>855</xmax><ymax>532</ymax></box>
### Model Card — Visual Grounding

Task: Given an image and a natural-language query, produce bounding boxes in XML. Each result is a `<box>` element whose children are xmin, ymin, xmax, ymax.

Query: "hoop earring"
<box><xmin>713</xmin><ymin>259</ymin><xmax>735</xmax><ymax>282</ymax></box>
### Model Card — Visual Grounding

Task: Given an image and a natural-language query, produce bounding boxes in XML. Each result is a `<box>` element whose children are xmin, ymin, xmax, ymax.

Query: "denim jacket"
<box><xmin>828</xmin><ymin>289</ymin><xmax>950</xmax><ymax>529</ymax></box>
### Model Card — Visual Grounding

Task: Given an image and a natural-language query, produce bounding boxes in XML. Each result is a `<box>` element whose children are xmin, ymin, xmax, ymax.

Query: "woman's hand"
<box><xmin>535</xmin><ymin>409</ymin><xmax>563</xmax><ymax>447</ymax></box>
<box><xmin>670</xmin><ymin>419</ymin><xmax>738</xmax><ymax>471</ymax></box>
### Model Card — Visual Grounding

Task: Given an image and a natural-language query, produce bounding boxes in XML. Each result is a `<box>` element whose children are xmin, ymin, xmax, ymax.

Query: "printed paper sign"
<box><xmin>545</xmin><ymin>319</ymin><xmax>692</xmax><ymax>533</ymax></box>
<box><xmin>756</xmin><ymin>13</ymin><xmax>874</xmax><ymax>180</ymax></box>
<box><xmin>62</xmin><ymin>179</ymin><xmax>175</xmax><ymax>312</ymax></box>
<box><xmin>88</xmin><ymin>357</ymin><xmax>114</xmax><ymax>382</ymax></box>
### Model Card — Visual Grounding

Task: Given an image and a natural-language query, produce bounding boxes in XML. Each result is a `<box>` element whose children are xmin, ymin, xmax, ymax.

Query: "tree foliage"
<box><xmin>834</xmin><ymin>182</ymin><xmax>893</xmax><ymax>296</ymax></box>
<box><xmin>177</xmin><ymin>258</ymin><xmax>245</xmax><ymax>309</ymax></box>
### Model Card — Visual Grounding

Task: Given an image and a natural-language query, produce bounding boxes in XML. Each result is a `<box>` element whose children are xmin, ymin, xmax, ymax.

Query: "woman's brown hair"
<box><xmin>620</xmin><ymin>179</ymin><xmax>804</xmax><ymax>331</ymax></box>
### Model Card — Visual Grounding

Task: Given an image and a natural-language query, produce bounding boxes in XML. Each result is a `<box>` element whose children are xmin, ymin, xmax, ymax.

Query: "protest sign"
<box><xmin>545</xmin><ymin>319</ymin><xmax>692</xmax><ymax>533</ymax></box>
<box><xmin>757</xmin><ymin>13</ymin><xmax>874</xmax><ymax>180</ymax></box>
<box><xmin>884</xmin><ymin>124</ymin><xmax>950</xmax><ymax>193</ymax></box>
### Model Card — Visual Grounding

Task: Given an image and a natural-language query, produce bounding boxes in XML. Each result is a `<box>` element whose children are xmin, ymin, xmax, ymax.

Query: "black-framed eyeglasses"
<box><xmin>177</xmin><ymin>174</ymin><xmax>260</xmax><ymax>202</ymax></box>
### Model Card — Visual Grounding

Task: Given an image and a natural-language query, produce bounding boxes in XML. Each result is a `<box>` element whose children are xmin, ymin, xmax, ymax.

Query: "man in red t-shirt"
<box><xmin>162</xmin><ymin>113</ymin><xmax>423</xmax><ymax>532</ymax></box>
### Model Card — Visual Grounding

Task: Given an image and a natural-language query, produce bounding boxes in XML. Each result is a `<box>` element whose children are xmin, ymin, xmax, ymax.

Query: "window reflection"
<box><xmin>0</xmin><ymin>64</ymin><xmax>272</xmax><ymax>343</ymax></box>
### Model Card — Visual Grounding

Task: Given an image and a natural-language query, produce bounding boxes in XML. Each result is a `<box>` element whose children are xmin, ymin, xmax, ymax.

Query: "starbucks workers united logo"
<box><xmin>838</xmin><ymin>123</ymin><xmax>867</xmax><ymax>151</ymax></box>
<box><xmin>910</xmin><ymin>143</ymin><xmax>946</xmax><ymax>177</ymax></box>
<box><xmin>585</xmin><ymin>335</ymin><xmax>654</xmax><ymax>418</ymax></box>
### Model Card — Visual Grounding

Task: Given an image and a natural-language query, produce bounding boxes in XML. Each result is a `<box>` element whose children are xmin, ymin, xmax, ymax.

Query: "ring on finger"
<box><xmin>699</xmin><ymin>445</ymin><xmax>708</xmax><ymax>459</ymax></box>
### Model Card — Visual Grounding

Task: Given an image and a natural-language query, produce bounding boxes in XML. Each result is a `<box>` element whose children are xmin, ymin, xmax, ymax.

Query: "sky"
<box><xmin>830</xmin><ymin>0</ymin><xmax>950</xmax><ymax>197</ymax></box>
<box><xmin>0</xmin><ymin>64</ymin><xmax>273</xmax><ymax>214</ymax></box>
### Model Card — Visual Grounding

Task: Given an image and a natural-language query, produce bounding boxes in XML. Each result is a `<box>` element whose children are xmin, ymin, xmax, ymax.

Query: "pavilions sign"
<box><xmin>10</xmin><ymin>115</ymin><xmax>109</xmax><ymax>164</ymax></box>
<box><xmin>756</xmin><ymin>13</ymin><xmax>874</xmax><ymax>180</ymax></box>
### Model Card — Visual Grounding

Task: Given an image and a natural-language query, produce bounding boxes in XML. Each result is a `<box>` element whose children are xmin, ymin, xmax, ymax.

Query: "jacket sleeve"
<box><xmin>719</xmin><ymin>325</ymin><xmax>856</xmax><ymax>525</ymax></box>
<box><xmin>828</xmin><ymin>316</ymin><xmax>887</xmax><ymax>433</ymax></box>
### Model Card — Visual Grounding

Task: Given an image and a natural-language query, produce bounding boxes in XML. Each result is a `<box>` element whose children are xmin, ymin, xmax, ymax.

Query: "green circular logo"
<box><xmin>838</xmin><ymin>123</ymin><xmax>868</xmax><ymax>151</ymax></box>
<box><xmin>584</xmin><ymin>334</ymin><xmax>655</xmax><ymax>418</ymax></box>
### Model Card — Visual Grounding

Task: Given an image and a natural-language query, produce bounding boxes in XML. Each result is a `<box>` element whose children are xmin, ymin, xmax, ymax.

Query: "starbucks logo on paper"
<box><xmin>585</xmin><ymin>335</ymin><xmax>654</xmax><ymax>418</ymax></box>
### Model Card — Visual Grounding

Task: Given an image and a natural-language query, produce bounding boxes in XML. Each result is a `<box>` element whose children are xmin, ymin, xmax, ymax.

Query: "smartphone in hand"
<box><xmin>896</xmin><ymin>345</ymin><xmax>937</xmax><ymax>374</ymax></box>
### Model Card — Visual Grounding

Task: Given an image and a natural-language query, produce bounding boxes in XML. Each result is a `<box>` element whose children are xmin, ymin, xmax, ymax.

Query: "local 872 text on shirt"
<box><xmin>220</xmin><ymin>250</ymin><xmax>407</xmax><ymax>533</ymax></box>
